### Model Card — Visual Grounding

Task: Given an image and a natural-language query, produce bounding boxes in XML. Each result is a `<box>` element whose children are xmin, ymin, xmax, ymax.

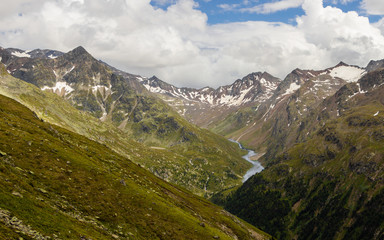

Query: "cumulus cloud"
<box><xmin>361</xmin><ymin>0</ymin><xmax>384</xmax><ymax>15</ymax></box>
<box><xmin>0</xmin><ymin>0</ymin><xmax>384</xmax><ymax>88</ymax></box>
<box><xmin>297</xmin><ymin>0</ymin><xmax>384</xmax><ymax>65</ymax></box>
<box><xmin>374</xmin><ymin>18</ymin><xmax>384</xmax><ymax>35</ymax></box>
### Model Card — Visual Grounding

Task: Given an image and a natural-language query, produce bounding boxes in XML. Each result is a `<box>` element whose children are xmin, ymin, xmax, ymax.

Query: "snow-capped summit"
<box><xmin>142</xmin><ymin>72</ymin><xmax>281</xmax><ymax>107</ymax></box>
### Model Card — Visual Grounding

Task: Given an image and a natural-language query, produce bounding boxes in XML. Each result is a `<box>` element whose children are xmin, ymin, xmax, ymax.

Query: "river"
<box><xmin>229</xmin><ymin>139</ymin><xmax>264</xmax><ymax>182</ymax></box>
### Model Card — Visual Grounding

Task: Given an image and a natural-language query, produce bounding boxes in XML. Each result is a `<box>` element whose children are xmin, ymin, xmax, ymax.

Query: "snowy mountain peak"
<box><xmin>1</xmin><ymin>47</ymin><xmax>65</xmax><ymax>60</ymax></box>
<box><xmin>328</xmin><ymin>65</ymin><xmax>366</xmax><ymax>83</ymax></box>
<box><xmin>141</xmin><ymin>71</ymin><xmax>281</xmax><ymax>107</ymax></box>
<box><xmin>11</xmin><ymin>50</ymin><xmax>31</xmax><ymax>58</ymax></box>
<box><xmin>27</xmin><ymin>49</ymin><xmax>64</xmax><ymax>59</ymax></box>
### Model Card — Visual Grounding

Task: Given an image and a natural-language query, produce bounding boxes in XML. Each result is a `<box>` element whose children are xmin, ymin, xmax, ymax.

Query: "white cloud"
<box><xmin>374</xmin><ymin>18</ymin><xmax>384</xmax><ymax>35</ymax></box>
<box><xmin>297</xmin><ymin>0</ymin><xmax>384</xmax><ymax>65</ymax></box>
<box><xmin>218</xmin><ymin>4</ymin><xmax>241</xmax><ymax>12</ymax></box>
<box><xmin>241</xmin><ymin>0</ymin><xmax>305</xmax><ymax>14</ymax></box>
<box><xmin>361</xmin><ymin>0</ymin><xmax>384</xmax><ymax>15</ymax></box>
<box><xmin>0</xmin><ymin>0</ymin><xmax>384</xmax><ymax>88</ymax></box>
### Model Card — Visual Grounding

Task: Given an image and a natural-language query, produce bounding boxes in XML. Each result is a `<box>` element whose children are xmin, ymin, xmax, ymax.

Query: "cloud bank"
<box><xmin>1</xmin><ymin>0</ymin><xmax>384</xmax><ymax>88</ymax></box>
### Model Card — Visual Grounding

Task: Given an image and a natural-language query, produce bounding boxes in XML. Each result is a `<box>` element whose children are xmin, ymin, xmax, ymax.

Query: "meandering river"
<box><xmin>229</xmin><ymin>139</ymin><xmax>264</xmax><ymax>182</ymax></box>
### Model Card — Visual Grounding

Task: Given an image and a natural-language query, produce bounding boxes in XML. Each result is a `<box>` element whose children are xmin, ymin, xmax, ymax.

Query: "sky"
<box><xmin>1</xmin><ymin>0</ymin><xmax>384</xmax><ymax>88</ymax></box>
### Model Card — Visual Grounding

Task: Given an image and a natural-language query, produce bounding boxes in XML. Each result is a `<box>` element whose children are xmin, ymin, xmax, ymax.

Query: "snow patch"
<box><xmin>222</xmin><ymin>87</ymin><xmax>253</xmax><ymax>106</ymax></box>
<box><xmin>67</xmin><ymin>65</ymin><xmax>75</xmax><ymax>74</ymax></box>
<box><xmin>329</xmin><ymin>66</ymin><xmax>366</xmax><ymax>83</ymax></box>
<box><xmin>41</xmin><ymin>82</ymin><xmax>74</xmax><ymax>94</ymax></box>
<box><xmin>11</xmin><ymin>51</ymin><xmax>31</xmax><ymax>58</ymax></box>
<box><xmin>284</xmin><ymin>82</ymin><xmax>300</xmax><ymax>95</ymax></box>
<box><xmin>143</xmin><ymin>84</ymin><xmax>168</xmax><ymax>94</ymax></box>
<box><xmin>48</xmin><ymin>54</ymin><xmax>58</xmax><ymax>59</ymax></box>
<box><xmin>91</xmin><ymin>85</ymin><xmax>110</xmax><ymax>94</ymax></box>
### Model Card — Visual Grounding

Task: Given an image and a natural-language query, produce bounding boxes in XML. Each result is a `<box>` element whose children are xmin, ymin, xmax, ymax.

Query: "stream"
<box><xmin>229</xmin><ymin>139</ymin><xmax>264</xmax><ymax>182</ymax></box>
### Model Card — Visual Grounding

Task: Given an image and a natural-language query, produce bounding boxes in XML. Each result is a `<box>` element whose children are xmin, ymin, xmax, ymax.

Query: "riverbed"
<box><xmin>230</xmin><ymin>139</ymin><xmax>264</xmax><ymax>182</ymax></box>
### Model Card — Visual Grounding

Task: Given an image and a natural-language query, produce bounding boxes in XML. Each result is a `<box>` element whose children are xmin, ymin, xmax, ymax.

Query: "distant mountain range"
<box><xmin>1</xmin><ymin>45</ymin><xmax>383</xmax><ymax>239</ymax></box>
<box><xmin>140</xmin><ymin>61</ymin><xmax>367</xmax><ymax>128</ymax></box>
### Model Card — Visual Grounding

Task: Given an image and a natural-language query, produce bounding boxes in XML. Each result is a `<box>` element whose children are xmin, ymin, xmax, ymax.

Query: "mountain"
<box><xmin>0</xmin><ymin>47</ymin><xmax>64</xmax><ymax>60</ymax></box>
<box><xmin>209</xmin><ymin>62</ymin><xmax>367</xmax><ymax>155</ymax></box>
<box><xmin>0</xmin><ymin>93</ymin><xmax>270</xmax><ymax>240</ymax></box>
<box><xmin>138</xmin><ymin>61</ymin><xmax>367</xmax><ymax>157</ymax></box>
<box><xmin>0</xmin><ymin>47</ymin><xmax>251</xmax><ymax>197</ymax></box>
<box><xmin>3</xmin><ymin>44</ymin><xmax>383</xmax><ymax>239</ymax></box>
<box><xmin>140</xmin><ymin>72</ymin><xmax>281</xmax><ymax>127</ymax></box>
<box><xmin>366</xmin><ymin>59</ymin><xmax>384</xmax><ymax>72</ymax></box>
<box><xmin>217</xmin><ymin>68</ymin><xmax>384</xmax><ymax>239</ymax></box>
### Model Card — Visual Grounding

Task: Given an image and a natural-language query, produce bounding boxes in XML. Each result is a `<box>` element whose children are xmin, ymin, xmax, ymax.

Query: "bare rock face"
<box><xmin>366</xmin><ymin>59</ymin><xmax>384</xmax><ymax>72</ymax></box>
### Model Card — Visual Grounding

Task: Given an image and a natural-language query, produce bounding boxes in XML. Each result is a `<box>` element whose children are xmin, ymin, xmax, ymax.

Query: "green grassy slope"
<box><xmin>0</xmin><ymin>94</ymin><xmax>270</xmax><ymax>240</ymax></box>
<box><xmin>0</xmin><ymin>63</ymin><xmax>250</xmax><ymax>196</ymax></box>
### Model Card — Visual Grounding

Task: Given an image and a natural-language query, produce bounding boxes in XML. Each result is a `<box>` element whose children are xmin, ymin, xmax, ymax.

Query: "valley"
<box><xmin>0</xmin><ymin>45</ymin><xmax>383</xmax><ymax>239</ymax></box>
<box><xmin>138</xmin><ymin>55</ymin><xmax>384</xmax><ymax>239</ymax></box>
<box><xmin>229</xmin><ymin>139</ymin><xmax>264</xmax><ymax>183</ymax></box>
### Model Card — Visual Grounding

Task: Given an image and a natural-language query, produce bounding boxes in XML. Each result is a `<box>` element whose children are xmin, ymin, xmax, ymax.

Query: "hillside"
<box><xmin>0</xmin><ymin>47</ymin><xmax>251</xmax><ymax>196</ymax></box>
<box><xmin>0</xmin><ymin>93</ymin><xmax>271</xmax><ymax>240</ymax></box>
<box><xmin>218</xmin><ymin>68</ymin><xmax>384</xmax><ymax>239</ymax></box>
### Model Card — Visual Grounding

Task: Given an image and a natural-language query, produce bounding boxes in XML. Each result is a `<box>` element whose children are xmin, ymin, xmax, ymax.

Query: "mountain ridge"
<box><xmin>214</xmin><ymin>67</ymin><xmax>384</xmax><ymax>239</ymax></box>
<box><xmin>140</xmin><ymin>71</ymin><xmax>281</xmax><ymax>127</ymax></box>
<box><xmin>0</xmin><ymin>47</ymin><xmax>252</xmax><ymax>197</ymax></box>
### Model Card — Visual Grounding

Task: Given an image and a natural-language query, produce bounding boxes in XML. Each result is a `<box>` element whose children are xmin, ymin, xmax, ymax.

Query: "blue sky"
<box><xmin>150</xmin><ymin>0</ymin><xmax>380</xmax><ymax>25</ymax></box>
<box><xmin>1</xmin><ymin>0</ymin><xmax>384</xmax><ymax>87</ymax></box>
